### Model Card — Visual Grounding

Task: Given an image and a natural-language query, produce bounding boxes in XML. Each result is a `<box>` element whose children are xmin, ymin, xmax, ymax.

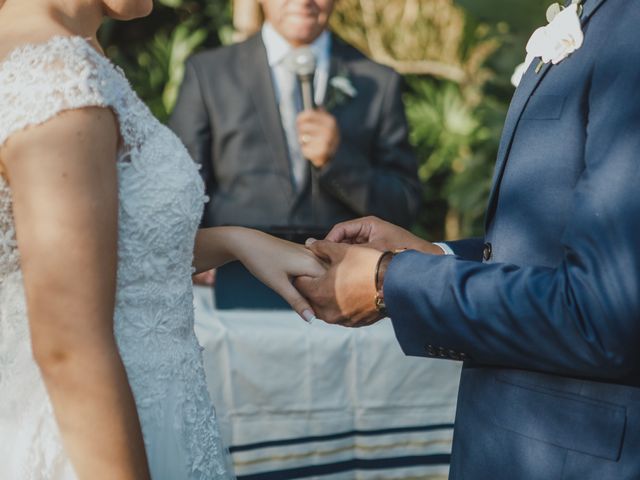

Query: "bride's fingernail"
<box><xmin>305</xmin><ymin>238</ymin><xmax>317</xmax><ymax>247</ymax></box>
<box><xmin>302</xmin><ymin>309</ymin><xmax>316</xmax><ymax>323</ymax></box>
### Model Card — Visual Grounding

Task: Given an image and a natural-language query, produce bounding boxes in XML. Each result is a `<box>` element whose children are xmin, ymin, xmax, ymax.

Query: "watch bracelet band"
<box><xmin>374</xmin><ymin>250</ymin><xmax>403</xmax><ymax>314</ymax></box>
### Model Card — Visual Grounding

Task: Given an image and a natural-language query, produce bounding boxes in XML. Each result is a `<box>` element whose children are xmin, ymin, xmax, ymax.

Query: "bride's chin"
<box><xmin>102</xmin><ymin>0</ymin><xmax>153</xmax><ymax>21</ymax></box>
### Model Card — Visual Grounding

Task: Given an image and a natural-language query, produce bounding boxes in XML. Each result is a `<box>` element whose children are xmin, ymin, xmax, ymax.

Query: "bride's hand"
<box><xmin>229</xmin><ymin>229</ymin><xmax>326</xmax><ymax>322</ymax></box>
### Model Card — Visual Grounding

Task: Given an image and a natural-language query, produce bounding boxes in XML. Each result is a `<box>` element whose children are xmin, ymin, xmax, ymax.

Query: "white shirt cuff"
<box><xmin>433</xmin><ymin>242</ymin><xmax>455</xmax><ymax>256</ymax></box>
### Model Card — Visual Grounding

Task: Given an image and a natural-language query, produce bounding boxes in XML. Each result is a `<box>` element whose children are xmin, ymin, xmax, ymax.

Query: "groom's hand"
<box><xmin>294</xmin><ymin>240</ymin><xmax>384</xmax><ymax>327</ymax></box>
<box><xmin>326</xmin><ymin>216</ymin><xmax>443</xmax><ymax>255</ymax></box>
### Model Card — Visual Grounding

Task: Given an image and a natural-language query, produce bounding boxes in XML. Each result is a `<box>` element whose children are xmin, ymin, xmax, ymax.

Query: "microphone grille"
<box><xmin>285</xmin><ymin>47</ymin><xmax>317</xmax><ymax>77</ymax></box>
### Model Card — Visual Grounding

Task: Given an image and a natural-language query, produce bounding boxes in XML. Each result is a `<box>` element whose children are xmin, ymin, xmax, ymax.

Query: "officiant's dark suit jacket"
<box><xmin>385</xmin><ymin>0</ymin><xmax>640</xmax><ymax>478</ymax></box>
<box><xmin>169</xmin><ymin>33</ymin><xmax>420</xmax><ymax>229</ymax></box>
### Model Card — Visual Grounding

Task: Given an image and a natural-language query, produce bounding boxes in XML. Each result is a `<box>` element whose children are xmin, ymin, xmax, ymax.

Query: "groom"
<box><xmin>296</xmin><ymin>0</ymin><xmax>640</xmax><ymax>478</ymax></box>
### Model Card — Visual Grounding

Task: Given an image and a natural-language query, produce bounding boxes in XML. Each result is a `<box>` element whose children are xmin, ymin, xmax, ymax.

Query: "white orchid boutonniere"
<box><xmin>324</xmin><ymin>70</ymin><xmax>357</xmax><ymax>110</ymax></box>
<box><xmin>511</xmin><ymin>0</ymin><xmax>585</xmax><ymax>87</ymax></box>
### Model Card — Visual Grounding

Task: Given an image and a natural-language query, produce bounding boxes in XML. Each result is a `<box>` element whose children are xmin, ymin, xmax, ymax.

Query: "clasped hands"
<box><xmin>294</xmin><ymin>216</ymin><xmax>444</xmax><ymax>327</ymax></box>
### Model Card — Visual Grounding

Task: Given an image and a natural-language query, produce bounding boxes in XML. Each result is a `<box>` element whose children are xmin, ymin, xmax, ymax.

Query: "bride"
<box><xmin>0</xmin><ymin>0</ymin><xmax>325</xmax><ymax>478</ymax></box>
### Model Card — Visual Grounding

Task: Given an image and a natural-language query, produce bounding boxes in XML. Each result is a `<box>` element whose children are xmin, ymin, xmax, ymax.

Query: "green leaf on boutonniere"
<box><xmin>546</xmin><ymin>3</ymin><xmax>562</xmax><ymax>23</ymax></box>
<box><xmin>571</xmin><ymin>0</ymin><xmax>584</xmax><ymax>16</ymax></box>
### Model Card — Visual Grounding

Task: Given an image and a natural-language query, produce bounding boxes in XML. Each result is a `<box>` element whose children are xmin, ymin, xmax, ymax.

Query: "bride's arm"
<box><xmin>194</xmin><ymin>227</ymin><xmax>325</xmax><ymax>321</ymax></box>
<box><xmin>1</xmin><ymin>108</ymin><xmax>150</xmax><ymax>479</ymax></box>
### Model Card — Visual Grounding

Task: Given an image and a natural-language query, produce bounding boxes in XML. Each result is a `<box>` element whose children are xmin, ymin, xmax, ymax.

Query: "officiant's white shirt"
<box><xmin>261</xmin><ymin>22</ymin><xmax>331</xmax><ymax>106</ymax></box>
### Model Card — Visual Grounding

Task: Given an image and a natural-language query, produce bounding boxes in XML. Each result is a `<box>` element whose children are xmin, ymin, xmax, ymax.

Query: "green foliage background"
<box><xmin>100</xmin><ymin>0</ymin><xmax>548</xmax><ymax>240</ymax></box>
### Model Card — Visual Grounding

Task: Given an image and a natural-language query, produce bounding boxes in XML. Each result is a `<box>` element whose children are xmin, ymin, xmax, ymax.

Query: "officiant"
<box><xmin>169</xmin><ymin>0</ymin><xmax>421</xmax><ymax>233</ymax></box>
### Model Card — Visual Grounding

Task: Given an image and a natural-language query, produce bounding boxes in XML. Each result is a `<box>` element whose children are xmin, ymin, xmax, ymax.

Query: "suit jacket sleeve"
<box><xmin>168</xmin><ymin>58</ymin><xmax>216</xmax><ymax>227</ymax></box>
<box><xmin>317</xmin><ymin>72</ymin><xmax>421</xmax><ymax>229</ymax></box>
<box><xmin>384</xmin><ymin>42</ymin><xmax>640</xmax><ymax>381</ymax></box>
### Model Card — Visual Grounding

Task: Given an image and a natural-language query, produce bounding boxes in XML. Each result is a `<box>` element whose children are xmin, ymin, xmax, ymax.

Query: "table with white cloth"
<box><xmin>193</xmin><ymin>287</ymin><xmax>461</xmax><ymax>480</ymax></box>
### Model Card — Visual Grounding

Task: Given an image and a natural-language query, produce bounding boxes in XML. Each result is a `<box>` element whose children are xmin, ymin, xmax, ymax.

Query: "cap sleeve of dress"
<box><xmin>0</xmin><ymin>36</ymin><xmax>119</xmax><ymax>149</ymax></box>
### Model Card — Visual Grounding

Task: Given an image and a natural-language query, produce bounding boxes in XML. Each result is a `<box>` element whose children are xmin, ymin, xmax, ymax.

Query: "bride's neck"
<box><xmin>0</xmin><ymin>0</ymin><xmax>103</xmax><ymax>44</ymax></box>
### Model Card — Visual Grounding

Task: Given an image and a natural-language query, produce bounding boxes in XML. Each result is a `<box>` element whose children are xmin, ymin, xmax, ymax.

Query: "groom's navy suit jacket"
<box><xmin>385</xmin><ymin>0</ymin><xmax>640</xmax><ymax>478</ymax></box>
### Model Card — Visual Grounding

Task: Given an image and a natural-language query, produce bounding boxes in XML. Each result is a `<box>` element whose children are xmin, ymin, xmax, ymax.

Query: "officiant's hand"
<box><xmin>326</xmin><ymin>216</ymin><xmax>443</xmax><ymax>255</ymax></box>
<box><xmin>294</xmin><ymin>240</ymin><xmax>384</xmax><ymax>327</ymax></box>
<box><xmin>297</xmin><ymin>109</ymin><xmax>340</xmax><ymax>169</ymax></box>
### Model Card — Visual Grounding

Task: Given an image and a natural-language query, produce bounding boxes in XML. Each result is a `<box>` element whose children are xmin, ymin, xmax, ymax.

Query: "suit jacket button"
<box><xmin>448</xmin><ymin>350</ymin><xmax>460</xmax><ymax>360</ymax></box>
<box><xmin>426</xmin><ymin>345</ymin><xmax>436</xmax><ymax>356</ymax></box>
<box><xmin>483</xmin><ymin>242</ymin><xmax>492</xmax><ymax>261</ymax></box>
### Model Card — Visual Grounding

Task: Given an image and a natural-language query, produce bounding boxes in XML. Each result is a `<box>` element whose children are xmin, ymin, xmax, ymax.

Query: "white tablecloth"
<box><xmin>193</xmin><ymin>287</ymin><xmax>461</xmax><ymax>480</ymax></box>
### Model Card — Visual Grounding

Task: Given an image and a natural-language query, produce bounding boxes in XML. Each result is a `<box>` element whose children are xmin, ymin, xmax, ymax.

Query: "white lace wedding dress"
<box><xmin>0</xmin><ymin>36</ymin><xmax>234</xmax><ymax>479</ymax></box>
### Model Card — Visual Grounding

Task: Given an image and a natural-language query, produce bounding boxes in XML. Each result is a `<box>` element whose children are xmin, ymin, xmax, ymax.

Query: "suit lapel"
<box><xmin>484</xmin><ymin>0</ymin><xmax>608</xmax><ymax>230</ymax></box>
<box><xmin>581</xmin><ymin>0</ymin><xmax>608</xmax><ymax>22</ymax></box>
<box><xmin>325</xmin><ymin>36</ymin><xmax>353</xmax><ymax>114</ymax></box>
<box><xmin>483</xmin><ymin>60</ymin><xmax>553</xmax><ymax>228</ymax></box>
<box><xmin>241</xmin><ymin>34</ymin><xmax>294</xmax><ymax>195</ymax></box>
<box><xmin>326</xmin><ymin>41</ymin><xmax>350</xmax><ymax>107</ymax></box>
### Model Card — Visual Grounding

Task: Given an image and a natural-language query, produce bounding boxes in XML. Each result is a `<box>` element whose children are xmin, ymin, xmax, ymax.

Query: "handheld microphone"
<box><xmin>287</xmin><ymin>47</ymin><xmax>317</xmax><ymax>111</ymax></box>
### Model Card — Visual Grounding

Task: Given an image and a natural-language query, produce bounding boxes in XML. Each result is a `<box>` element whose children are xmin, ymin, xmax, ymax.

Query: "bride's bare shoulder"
<box><xmin>0</xmin><ymin>22</ymin><xmax>74</xmax><ymax>63</ymax></box>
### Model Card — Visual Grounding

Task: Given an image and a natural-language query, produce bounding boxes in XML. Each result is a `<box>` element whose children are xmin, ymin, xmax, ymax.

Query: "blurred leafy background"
<box><xmin>99</xmin><ymin>0</ymin><xmax>549</xmax><ymax>240</ymax></box>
